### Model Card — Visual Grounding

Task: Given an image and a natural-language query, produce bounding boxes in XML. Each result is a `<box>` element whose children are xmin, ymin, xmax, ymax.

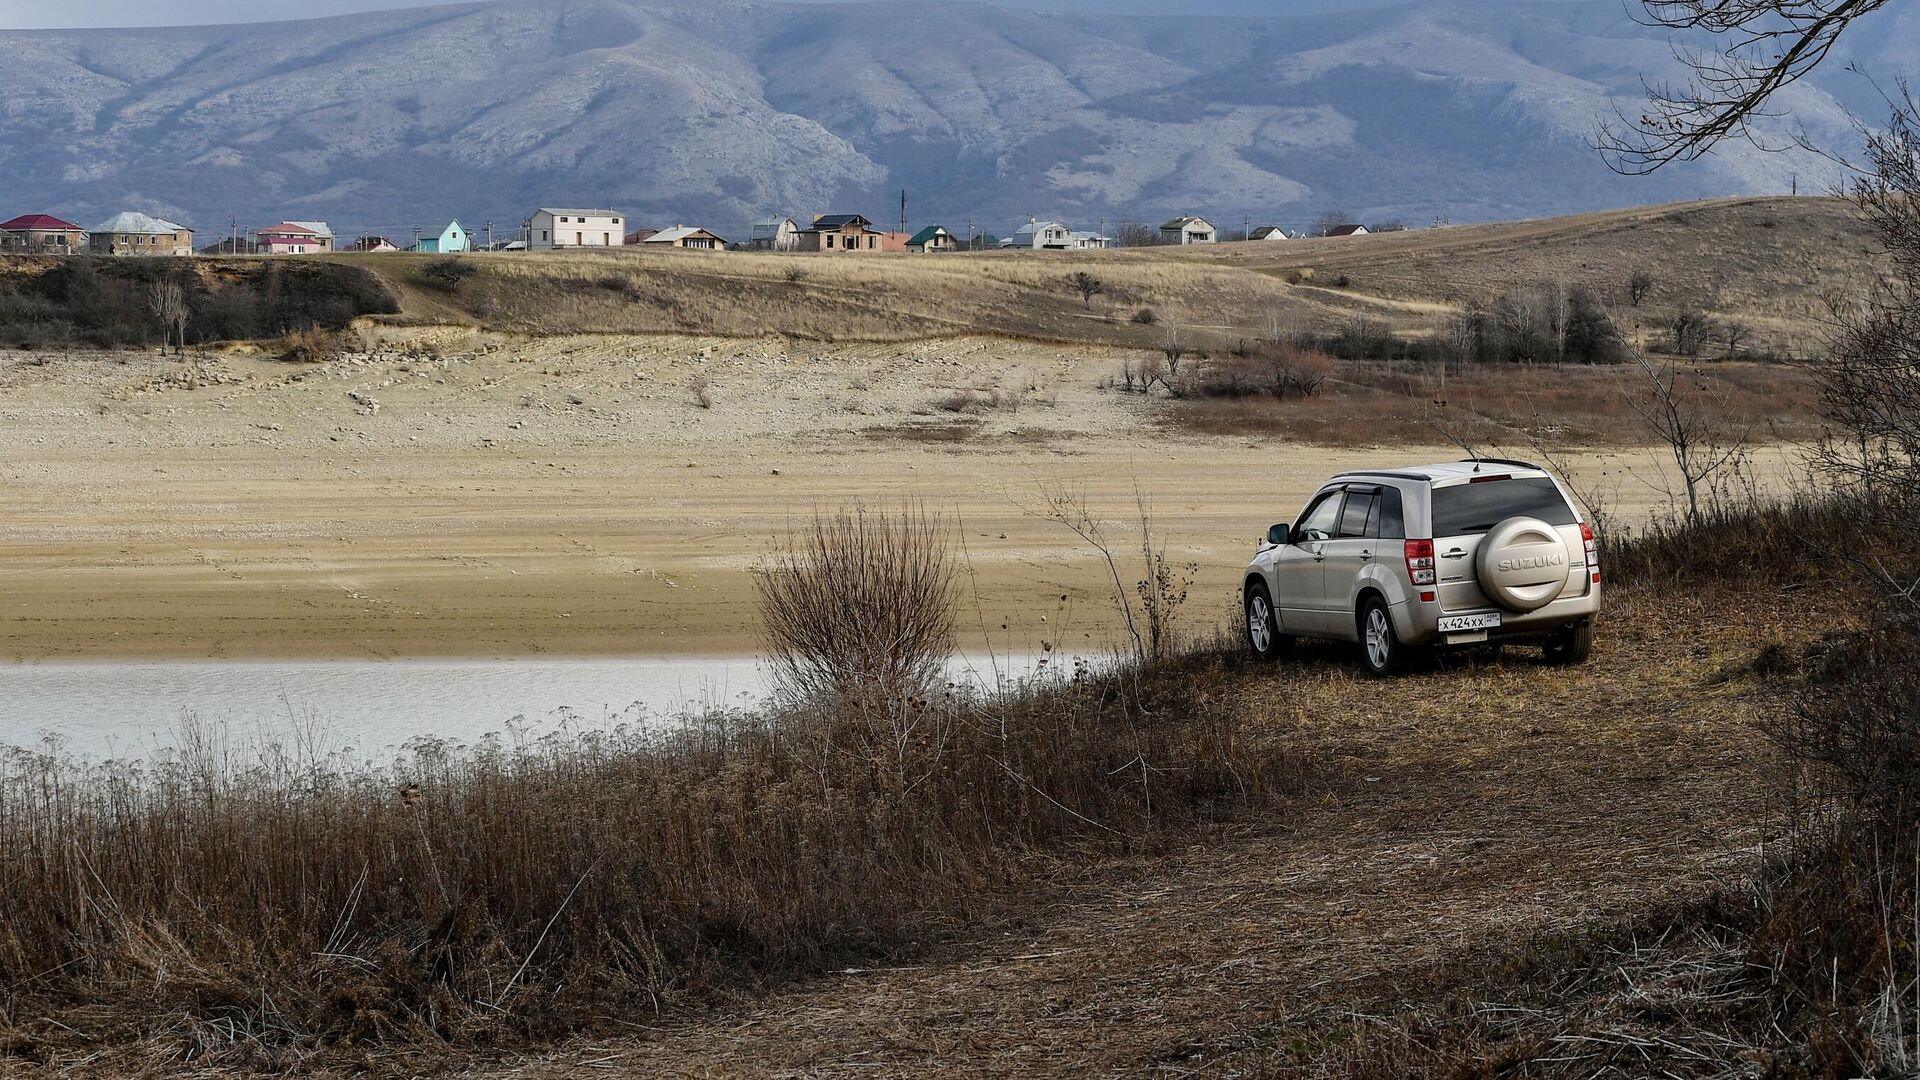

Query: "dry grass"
<box><xmin>0</xmin><ymin>511</ymin><xmax>1290</xmax><ymax>1072</ymax></box>
<box><xmin>327</xmin><ymin>197</ymin><xmax>1886</xmax><ymax>359</ymax></box>
<box><xmin>1158</xmin><ymin>356</ymin><xmax>1823</xmax><ymax>446</ymax></box>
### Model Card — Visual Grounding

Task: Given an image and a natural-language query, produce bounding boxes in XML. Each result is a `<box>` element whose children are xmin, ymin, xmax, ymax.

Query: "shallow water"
<box><xmin>0</xmin><ymin>653</ymin><xmax>1054</xmax><ymax>761</ymax></box>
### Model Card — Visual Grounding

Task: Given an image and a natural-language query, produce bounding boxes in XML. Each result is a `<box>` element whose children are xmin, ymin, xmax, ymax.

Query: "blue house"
<box><xmin>415</xmin><ymin>220</ymin><xmax>469</xmax><ymax>253</ymax></box>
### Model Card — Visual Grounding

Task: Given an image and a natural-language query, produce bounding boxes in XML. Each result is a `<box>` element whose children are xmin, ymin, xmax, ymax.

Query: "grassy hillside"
<box><xmin>341</xmin><ymin>197</ymin><xmax>1880</xmax><ymax>357</ymax></box>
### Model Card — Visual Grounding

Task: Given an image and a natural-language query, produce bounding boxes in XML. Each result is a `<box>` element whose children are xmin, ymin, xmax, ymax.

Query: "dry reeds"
<box><xmin>0</xmin><ymin>510</ymin><xmax>1288</xmax><ymax>1068</ymax></box>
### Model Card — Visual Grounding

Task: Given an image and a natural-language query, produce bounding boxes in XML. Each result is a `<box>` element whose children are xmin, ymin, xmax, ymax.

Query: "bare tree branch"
<box><xmin>1594</xmin><ymin>0</ymin><xmax>1895</xmax><ymax>173</ymax></box>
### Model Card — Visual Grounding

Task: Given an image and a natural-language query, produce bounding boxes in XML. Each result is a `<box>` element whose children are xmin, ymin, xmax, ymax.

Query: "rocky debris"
<box><xmin>347</xmin><ymin>391</ymin><xmax>381</xmax><ymax>416</ymax></box>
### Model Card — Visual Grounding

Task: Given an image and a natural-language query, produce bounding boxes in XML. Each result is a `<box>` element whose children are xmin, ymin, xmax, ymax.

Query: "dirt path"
<box><xmin>475</xmin><ymin>586</ymin><xmax>1818</xmax><ymax>1078</ymax></box>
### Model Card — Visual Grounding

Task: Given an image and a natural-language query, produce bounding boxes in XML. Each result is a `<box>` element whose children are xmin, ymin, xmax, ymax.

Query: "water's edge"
<box><xmin>0</xmin><ymin>653</ymin><xmax>1057</xmax><ymax>761</ymax></box>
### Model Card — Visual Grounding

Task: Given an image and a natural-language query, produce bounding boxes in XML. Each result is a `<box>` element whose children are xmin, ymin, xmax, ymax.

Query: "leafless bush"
<box><xmin>690</xmin><ymin>372</ymin><xmax>713</xmax><ymax>409</ymax></box>
<box><xmin>278</xmin><ymin>326</ymin><xmax>342</xmax><ymax>363</ymax></box>
<box><xmin>1625</xmin><ymin>349</ymin><xmax>1753</xmax><ymax>523</ymax></box>
<box><xmin>1813</xmin><ymin>99</ymin><xmax>1920</xmax><ymax>507</ymax></box>
<box><xmin>1132</xmin><ymin>307</ymin><xmax>1157</xmax><ymax>325</ymax></box>
<box><xmin>755</xmin><ymin>507</ymin><xmax>958</xmax><ymax>713</ymax></box>
<box><xmin>1035</xmin><ymin>488</ymin><xmax>1195</xmax><ymax>667</ymax></box>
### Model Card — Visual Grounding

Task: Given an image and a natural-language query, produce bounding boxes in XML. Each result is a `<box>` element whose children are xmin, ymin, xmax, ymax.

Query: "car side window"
<box><xmin>1338</xmin><ymin>491</ymin><xmax>1376</xmax><ymax>539</ymax></box>
<box><xmin>1295</xmin><ymin>491</ymin><xmax>1343</xmax><ymax>543</ymax></box>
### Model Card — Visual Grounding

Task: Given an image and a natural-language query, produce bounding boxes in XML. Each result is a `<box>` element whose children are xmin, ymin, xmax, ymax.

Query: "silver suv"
<box><xmin>1242</xmin><ymin>459</ymin><xmax>1600</xmax><ymax>675</ymax></box>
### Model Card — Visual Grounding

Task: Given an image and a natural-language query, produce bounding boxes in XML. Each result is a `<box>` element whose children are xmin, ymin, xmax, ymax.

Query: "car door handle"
<box><xmin>1442</xmin><ymin>548</ymin><xmax>1467</xmax><ymax>559</ymax></box>
<box><xmin>1360</xmin><ymin>549</ymin><xmax>1373</xmax><ymax>561</ymax></box>
<box><xmin>1311</xmin><ymin>549</ymin><xmax>1325</xmax><ymax>562</ymax></box>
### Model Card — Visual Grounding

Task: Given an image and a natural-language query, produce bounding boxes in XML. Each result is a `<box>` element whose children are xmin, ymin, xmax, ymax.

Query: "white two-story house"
<box><xmin>528</xmin><ymin>208</ymin><xmax>627</xmax><ymax>251</ymax></box>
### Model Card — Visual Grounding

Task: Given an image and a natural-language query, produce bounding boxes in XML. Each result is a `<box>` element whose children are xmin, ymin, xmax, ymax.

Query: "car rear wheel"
<box><xmin>1359</xmin><ymin>595</ymin><xmax>1406</xmax><ymax>677</ymax></box>
<box><xmin>1543</xmin><ymin>620</ymin><xmax>1594</xmax><ymax>665</ymax></box>
<box><xmin>1244</xmin><ymin>582</ymin><xmax>1288</xmax><ymax>661</ymax></box>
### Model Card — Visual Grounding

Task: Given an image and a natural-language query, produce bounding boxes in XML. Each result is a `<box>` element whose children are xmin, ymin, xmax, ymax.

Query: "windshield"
<box><xmin>1430</xmin><ymin>477</ymin><xmax>1576</xmax><ymax>536</ymax></box>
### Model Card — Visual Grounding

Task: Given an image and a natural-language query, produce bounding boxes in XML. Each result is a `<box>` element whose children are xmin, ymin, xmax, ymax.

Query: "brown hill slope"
<box><xmin>347</xmin><ymin>197</ymin><xmax>1879</xmax><ymax>358</ymax></box>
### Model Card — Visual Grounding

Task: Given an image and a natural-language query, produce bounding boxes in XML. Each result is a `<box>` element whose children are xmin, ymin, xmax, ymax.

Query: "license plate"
<box><xmin>1438</xmin><ymin>612</ymin><xmax>1502</xmax><ymax>633</ymax></box>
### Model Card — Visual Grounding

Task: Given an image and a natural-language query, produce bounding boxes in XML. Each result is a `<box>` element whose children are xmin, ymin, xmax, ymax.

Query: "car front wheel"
<box><xmin>1245</xmin><ymin>582</ymin><xmax>1288</xmax><ymax>661</ymax></box>
<box><xmin>1359</xmin><ymin>595</ymin><xmax>1406</xmax><ymax>677</ymax></box>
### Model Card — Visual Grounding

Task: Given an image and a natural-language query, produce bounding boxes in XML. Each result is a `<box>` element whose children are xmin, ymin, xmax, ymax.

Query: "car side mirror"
<box><xmin>1267</xmin><ymin>522</ymin><xmax>1291</xmax><ymax>547</ymax></box>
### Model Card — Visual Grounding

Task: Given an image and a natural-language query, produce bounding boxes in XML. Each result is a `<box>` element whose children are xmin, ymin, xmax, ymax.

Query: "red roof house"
<box><xmin>1</xmin><ymin>213</ymin><xmax>86</xmax><ymax>253</ymax></box>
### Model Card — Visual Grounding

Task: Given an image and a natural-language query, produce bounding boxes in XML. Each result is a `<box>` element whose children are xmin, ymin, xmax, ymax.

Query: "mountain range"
<box><xmin>1</xmin><ymin>0</ymin><xmax>1913</xmax><ymax>242</ymax></box>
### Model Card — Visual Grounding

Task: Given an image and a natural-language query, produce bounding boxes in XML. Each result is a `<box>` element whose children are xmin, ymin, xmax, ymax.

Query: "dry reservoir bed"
<box><xmin>0</xmin><ymin>339</ymin><xmax>1801</xmax><ymax>662</ymax></box>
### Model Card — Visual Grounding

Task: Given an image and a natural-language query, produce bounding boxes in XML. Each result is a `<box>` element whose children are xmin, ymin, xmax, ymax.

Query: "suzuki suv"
<box><xmin>1242</xmin><ymin>459</ymin><xmax>1600</xmax><ymax>675</ymax></box>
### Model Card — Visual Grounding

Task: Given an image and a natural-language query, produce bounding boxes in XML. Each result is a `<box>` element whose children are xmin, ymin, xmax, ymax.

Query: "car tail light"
<box><xmin>1580</xmin><ymin>522</ymin><xmax>1599</xmax><ymax>582</ymax></box>
<box><xmin>1405</xmin><ymin>538</ymin><xmax>1436</xmax><ymax>586</ymax></box>
<box><xmin>1467</xmin><ymin>473</ymin><xmax>1511</xmax><ymax>484</ymax></box>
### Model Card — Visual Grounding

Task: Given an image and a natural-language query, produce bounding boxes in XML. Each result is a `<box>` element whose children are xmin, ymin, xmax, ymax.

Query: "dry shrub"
<box><xmin>1599</xmin><ymin>488</ymin><xmax>1902</xmax><ymax>589</ymax></box>
<box><xmin>420</xmin><ymin>257</ymin><xmax>475</xmax><ymax>290</ymax></box>
<box><xmin>934</xmin><ymin>388</ymin><xmax>1019</xmax><ymax>413</ymax></box>
<box><xmin>754</xmin><ymin>507</ymin><xmax>957</xmax><ymax>712</ymax></box>
<box><xmin>690</xmin><ymin>372</ymin><xmax>713</xmax><ymax>409</ymax></box>
<box><xmin>278</xmin><ymin>325</ymin><xmax>342</xmax><ymax>363</ymax></box>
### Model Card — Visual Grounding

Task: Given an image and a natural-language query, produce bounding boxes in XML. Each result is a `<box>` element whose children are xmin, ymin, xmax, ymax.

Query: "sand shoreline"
<box><xmin>0</xmin><ymin>340</ymin><xmax>1799</xmax><ymax>663</ymax></box>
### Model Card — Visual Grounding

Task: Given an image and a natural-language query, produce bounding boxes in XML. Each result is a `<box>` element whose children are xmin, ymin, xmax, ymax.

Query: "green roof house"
<box><xmin>906</xmin><ymin>225</ymin><xmax>958</xmax><ymax>253</ymax></box>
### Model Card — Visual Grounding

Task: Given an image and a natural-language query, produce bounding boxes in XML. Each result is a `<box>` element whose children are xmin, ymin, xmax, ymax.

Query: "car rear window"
<box><xmin>1429</xmin><ymin>477</ymin><xmax>1576</xmax><ymax>537</ymax></box>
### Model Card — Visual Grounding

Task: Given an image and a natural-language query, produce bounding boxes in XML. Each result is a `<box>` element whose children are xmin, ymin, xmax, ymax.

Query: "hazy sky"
<box><xmin>0</xmin><ymin>0</ymin><xmax>1578</xmax><ymax>31</ymax></box>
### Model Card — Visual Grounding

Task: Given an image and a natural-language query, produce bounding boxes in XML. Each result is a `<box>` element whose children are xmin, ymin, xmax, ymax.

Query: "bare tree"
<box><xmin>1161</xmin><ymin>320</ymin><xmax>1193</xmax><ymax>380</ymax></box>
<box><xmin>1067</xmin><ymin>271</ymin><xmax>1105</xmax><ymax>310</ymax></box>
<box><xmin>1626</xmin><ymin>350</ymin><xmax>1753</xmax><ymax>523</ymax></box>
<box><xmin>1813</xmin><ymin>98</ymin><xmax>1920</xmax><ymax>501</ymax></box>
<box><xmin>1032</xmin><ymin>486</ymin><xmax>1193</xmax><ymax>667</ymax></box>
<box><xmin>1720</xmin><ymin>321</ymin><xmax>1754</xmax><ymax>356</ymax></box>
<box><xmin>1595</xmin><ymin>0</ymin><xmax>1896</xmax><ymax>172</ymax></box>
<box><xmin>148</xmin><ymin>281</ymin><xmax>188</xmax><ymax>354</ymax></box>
<box><xmin>1669</xmin><ymin>310</ymin><xmax>1712</xmax><ymax>356</ymax></box>
<box><xmin>1313</xmin><ymin>208</ymin><xmax>1359</xmax><ymax>236</ymax></box>
<box><xmin>1629</xmin><ymin>269</ymin><xmax>1655</xmax><ymax>307</ymax></box>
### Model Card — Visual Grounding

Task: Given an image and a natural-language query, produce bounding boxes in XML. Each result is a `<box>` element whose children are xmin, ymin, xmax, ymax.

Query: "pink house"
<box><xmin>257</xmin><ymin>221</ymin><xmax>335</xmax><ymax>254</ymax></box>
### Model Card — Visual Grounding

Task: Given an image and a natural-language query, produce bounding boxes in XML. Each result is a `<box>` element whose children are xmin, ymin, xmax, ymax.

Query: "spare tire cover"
<box><xmin>1475</xmin><ymin>516</ymin><xmax>1571</xmax><ymax>612</ymax></box>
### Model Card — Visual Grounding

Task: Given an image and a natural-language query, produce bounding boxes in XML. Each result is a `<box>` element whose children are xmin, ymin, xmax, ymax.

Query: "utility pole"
<box><xmin>486</xmin><ymin>220</ymin><xmax>494</xmax><ymax>251</ymax></box>
<box><xmin>412</xmin><ymin>225</ymin><xmax>422</xmax><ymax>251</ymax></box>
<box><xmin>899</xmin><ymin>188</ymin><xmax>907</xmax><ymax>238</ymax></box>
<box><xmin>967</xmin><ymin>217</ymin><xmax>974</xmax><ymax>251</ymax></box>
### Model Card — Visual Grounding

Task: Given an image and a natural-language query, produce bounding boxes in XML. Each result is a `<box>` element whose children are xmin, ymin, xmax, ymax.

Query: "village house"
<box><xmin>1248</xmin><ymin>226</ymin><xmax>1289</xmax><ymax>241</ymax></box>
<box><xmin>257</xmin><ymin>221</ymin><xmax>335</xmax><ymax>254</ymax></box>
<box><xmin>1003</xmin><ymin>219</ymin><xmax>1074</xmax><ymax>250</ymax></box>
<box><xmin>906</xmin><ymin>225</ymin><xmax>958</xmax><ymax>253</ymax></box>
<box><xmin>746</xmin><ymin>217</ymin><xmax>799</xmax><ymax>251</ymax></box>
<box><xmin>415</xmin><ymin>221</ymin><xmax>470</xmax><ymax>253</ymax></box>
<box><xmin>642</xmin><ymin>226</ymin><xmax>728</xmax><ymax>251</ymax></box>
<box><xmin>0</xmin><ymin>213</ymin><xmax>86</xmax><ymax>254</ymax></box>
<box><xmin>348</xmin><ymin>236</ymin><xmax>399</xmax><ymax>253</ymax></box>
<box><xmin>794</xmin><ymin>214</ymin><xmax>882</xmax><ymax>253</ymax></box>
<box><xmin>87</xmin><ymin>212</ymin><xmax>194</xmax><ymax>256</ymax></box>
<box><xmin>1161</xmin><ymin>216</ymin><xmax>1216</xmax><ymax>244</ymax></box>
<box><xmin>1325</xmin><ymin>223</ymin><xmax>1371</xmax><ymax>237</ymax></box>
<box><xmin>1071</xmin><ymin>230</ymin><xmax>1115</xmax><ymax>250</ymax></box>
<box><xmin>528</xmin><ymin>208</ymin><xmax>625</xmax><ymax>251</ymax></box>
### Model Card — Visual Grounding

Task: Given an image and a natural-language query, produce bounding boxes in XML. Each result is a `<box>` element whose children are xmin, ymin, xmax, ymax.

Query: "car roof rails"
<box><xmin>1461</xmin><ymin>457</ymin><xmax>1541</xmax><ymax>471</ymax></box>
